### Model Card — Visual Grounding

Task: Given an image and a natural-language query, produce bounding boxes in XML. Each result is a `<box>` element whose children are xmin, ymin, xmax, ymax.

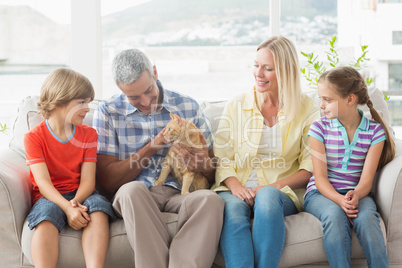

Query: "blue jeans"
<box><xmin>28</xmin><ymin>190</ymin><xmax>114</xmax><ymax>232</ymax></box>
<box><xmin>304</xmin><ymin>189</ymin><xmax>388</xmax><ymax>268</ymax></box>
<box><xmin>218</xmin><ymin>186</ymin><xmax>298</xmax><ymax>268</ymax></box>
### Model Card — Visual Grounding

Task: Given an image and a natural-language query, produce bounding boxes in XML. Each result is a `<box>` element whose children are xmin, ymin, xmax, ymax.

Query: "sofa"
<box><xmin>0</xmin><ymin>88</ymin><xmax>401</xmax><ymax>268</ymax></box>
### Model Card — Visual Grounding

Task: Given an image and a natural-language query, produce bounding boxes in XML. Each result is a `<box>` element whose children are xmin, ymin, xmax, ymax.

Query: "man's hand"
<box><xmin>171</xmin><ymin>134</ymin><xmax>213</xmax><ymax>174</ymax></box>
<box><xmin>151</xmin><ymin>127</ymin><xmax>171</xmax><ymax>149</ymax></box>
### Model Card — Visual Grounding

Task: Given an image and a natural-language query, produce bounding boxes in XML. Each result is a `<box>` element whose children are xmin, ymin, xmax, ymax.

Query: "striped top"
<box><xmin>305</xmin><ymin>110</ymin><xmax>386</xmax><ymax>194</ymax></box>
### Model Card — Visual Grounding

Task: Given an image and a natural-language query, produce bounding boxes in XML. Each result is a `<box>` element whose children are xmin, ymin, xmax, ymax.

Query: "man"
<box><xmin>93</xmin><ymin>48</ymin><xmax>224</xmax><ymax>268</ymax></box>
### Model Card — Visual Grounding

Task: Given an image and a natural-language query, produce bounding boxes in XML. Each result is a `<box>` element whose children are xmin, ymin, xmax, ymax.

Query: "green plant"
<box><xmin>0</xmin><ymin>123</ymin><xmax>8</xmax><ymax>134</ymax></box>
<box><xmin>300</xmin><ymin>36</ymin><xmax>373</xmax><ymax>90</ymax></box>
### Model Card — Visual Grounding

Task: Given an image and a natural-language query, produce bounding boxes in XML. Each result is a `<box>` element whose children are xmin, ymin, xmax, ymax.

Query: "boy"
<box><xmin>24</xmin><ymin>68</ymin><xmax>113</xmax><ymax>268</ymax></box>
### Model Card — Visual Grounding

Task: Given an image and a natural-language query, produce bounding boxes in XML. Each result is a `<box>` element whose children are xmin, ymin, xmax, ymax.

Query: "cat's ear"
<box><xmin>170</xmin><ymin>113</ymin><xmax>175</xmax><ymax>120</ymax></box>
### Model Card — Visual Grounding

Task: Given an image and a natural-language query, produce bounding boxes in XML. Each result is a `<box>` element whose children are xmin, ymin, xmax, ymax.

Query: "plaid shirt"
<box><xmin>93</xmin><ymin>81</ymin><xmax>212</xmax><ymax>190</ymax></box>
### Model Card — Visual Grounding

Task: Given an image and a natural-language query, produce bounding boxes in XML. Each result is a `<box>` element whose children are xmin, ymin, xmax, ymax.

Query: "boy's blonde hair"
<box><xmin>255</xmin><ymin>36</ymin><xmax>302</xmax><ymax>122</ymax></box>
<box><xmin>37</xmin><ymin>68</ymin><xmax>94</xmax><ymax>118</ymax></box>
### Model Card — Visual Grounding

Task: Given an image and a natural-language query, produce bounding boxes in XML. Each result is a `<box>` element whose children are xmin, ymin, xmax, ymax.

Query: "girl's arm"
<box><xmin>73</xmin><ymin>162</ymin><xmax>96</xmax><ymax>204</ymax></box>
<box><xmin>310</xmin><ymin>137</ymin><xmax>346</xmax><ymax>206</ymax></box>
<box><xmin>350</xmin><ymin>141</ymin><xmax>385</xmax><ymax>201</ymax></box>
<box><xmin>29</xmin><ymin>163</ymin><xmax>90</xmax><ymax>230</ymax></box>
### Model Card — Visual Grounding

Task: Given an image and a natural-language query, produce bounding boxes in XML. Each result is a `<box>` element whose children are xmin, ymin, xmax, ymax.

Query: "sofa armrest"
<box><xmin>0</xmin><ymin>147</ymin><xmax>31</xmax><ymax>267</ymax></box>
<box><xmin>374</xmin><ymin>139</ymin><xmax>402</xmax><ymax>266</ymax></box>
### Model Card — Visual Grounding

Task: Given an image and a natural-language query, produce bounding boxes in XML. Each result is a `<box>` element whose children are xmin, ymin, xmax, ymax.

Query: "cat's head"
<box><xmin>163</xmin><ymin>113</ymin><xmax>184</xmax><ymax>142</ymax></box>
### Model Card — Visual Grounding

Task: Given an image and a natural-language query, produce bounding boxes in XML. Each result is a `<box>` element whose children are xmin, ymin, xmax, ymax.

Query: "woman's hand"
<box><xmin>231</xmin><ymin>185</ymin><xmax>256</xmax><ymax>207</ymax></box>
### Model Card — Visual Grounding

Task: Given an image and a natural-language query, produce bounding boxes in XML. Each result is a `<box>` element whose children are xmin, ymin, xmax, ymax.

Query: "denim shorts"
<box><xmin>27</xmin><ymin>190</ymin><xmax>114</xmax><ymax>232</ymax></box>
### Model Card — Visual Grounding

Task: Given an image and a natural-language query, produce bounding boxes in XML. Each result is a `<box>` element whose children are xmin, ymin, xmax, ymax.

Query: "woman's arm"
<box><xmin>266</xmin><ymin>169</ymin><xmax>312</xmax><ymax>190</ymax></box>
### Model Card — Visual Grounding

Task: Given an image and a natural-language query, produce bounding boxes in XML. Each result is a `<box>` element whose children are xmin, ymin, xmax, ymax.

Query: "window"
<box><xmin>389</xmin><ymin>63</ymin><xmax>402</xmax><ymax>92</ymax></box>
<box><xmin>378</xmin><ymin>0</ymin><xmax>402</xmax><ymax>3</ymax></box>
<box><xmin>101</xmin><ymin>0</ymin><xmax>271</xmax><ymax>101</ymax></box>
<box><xmin>393</xmin><ymin>31</ymin><xmax>402</xmax><ymax>45</ymax></box>
<box><xmin>1</xmin><ymin>0</ymin><xmax>402</xmax><ymax>145</ymax></box>
<box><xmin>280</xmin><ymin>0</ymin><xmax>337</xmax><ymax>46</ymax></box>
<box><xmin>0</xmin><ymin>1</ymin><xmax>71</xmax><ymax>147</ymax></box>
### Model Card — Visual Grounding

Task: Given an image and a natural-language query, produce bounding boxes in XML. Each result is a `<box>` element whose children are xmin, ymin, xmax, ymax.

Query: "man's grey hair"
<box><xmin>112</xmin><ymin>49</ymin><xmax>154</xmax><ymax>86</ymax></box>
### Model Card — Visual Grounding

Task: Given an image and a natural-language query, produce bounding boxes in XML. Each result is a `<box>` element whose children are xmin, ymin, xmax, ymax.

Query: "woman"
<box><xmin>212</xmin><ymin>36</ymin><xmax>320</xmax><ymax>268</ymax></box>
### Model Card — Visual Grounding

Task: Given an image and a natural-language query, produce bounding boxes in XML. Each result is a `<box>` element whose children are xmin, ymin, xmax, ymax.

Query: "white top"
<box><xmin>245</xmin><ymin>123</ymin><xmax>282</xmax><ymax>189</ymax></box>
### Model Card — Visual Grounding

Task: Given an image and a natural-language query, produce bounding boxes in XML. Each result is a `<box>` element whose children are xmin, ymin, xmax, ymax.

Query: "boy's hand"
<box><xmin>70</xmin><ymin>199</ymin><xmax>88</xmax><ymax>211</ymax></box>
<box><xmin>65</xmin><ymin>206</ymin><xmax>90</xmax><ymax>230</ymax></box>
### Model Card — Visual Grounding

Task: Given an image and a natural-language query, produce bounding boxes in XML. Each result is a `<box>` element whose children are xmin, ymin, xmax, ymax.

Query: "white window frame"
<box><xmin>71</xmin><ymin>0</ymin><xmax>103</xmax><ymax>98</ymax></box>
<box><xmin>70</xmin><ymin>0</ymin><xmax>277</xmax><ymax>99</ymax></box>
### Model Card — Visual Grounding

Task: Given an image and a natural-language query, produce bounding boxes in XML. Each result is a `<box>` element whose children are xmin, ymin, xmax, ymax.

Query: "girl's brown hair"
<box><xmin>319</xmin><ymin>66</ymin><xmax>395</xmax><ymax>169</ymax></box>
<box><xmin>37</xmin><ymin>68</ymin><xmax>94</xmax><ymax>118</ymax></box>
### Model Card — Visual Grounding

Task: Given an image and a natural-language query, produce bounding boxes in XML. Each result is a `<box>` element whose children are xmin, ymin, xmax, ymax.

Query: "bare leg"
<box><xmin>31</xmin><ymin>221</ymin><xmax>59</xmax><ymax>268</ymax></box>
<box><xmin>82</xmin><ymin>211</ymin><xmax>109</xmax><ymax>268</ymax></box>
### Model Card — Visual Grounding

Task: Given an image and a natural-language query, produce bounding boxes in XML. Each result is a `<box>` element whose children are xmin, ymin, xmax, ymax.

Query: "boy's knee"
<box><xmin>36</xmin><ymin>220</ymin><xmax>59</xmax><ymax>231</ymax></box>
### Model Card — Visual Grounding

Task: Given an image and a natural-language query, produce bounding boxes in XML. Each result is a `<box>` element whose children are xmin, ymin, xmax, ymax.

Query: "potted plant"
<box><xmin>0</xmin><ymin>123</ymin><xmax>7</xmax><ymax>134</ymax></box>
<box><xmin>301</xmin><ymin>36</ymin><xmax>371</xmax><ymax>87</ymax></box>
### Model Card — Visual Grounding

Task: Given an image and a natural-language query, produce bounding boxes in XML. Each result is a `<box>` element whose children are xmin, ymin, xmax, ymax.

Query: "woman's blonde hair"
<box><xmin>319</xmin><ymin>66</ymin><xmax>395</xmax><ymax>169</ymax></box>
<box><xmin>255</xmin><ymin>36</ymin><xmax>301</xmax><ymax>121</ymax></box>
<box><xmin>37</xmin><ymin>68</ymin><xmax>94</xmax><ymax>118</ymax></box>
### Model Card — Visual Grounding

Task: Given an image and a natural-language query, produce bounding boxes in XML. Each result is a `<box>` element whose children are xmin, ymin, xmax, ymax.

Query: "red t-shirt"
<box><xmin>24</xmin><ymin>120</ymin><xmax>98</xmax><ymax>203</ymax></box>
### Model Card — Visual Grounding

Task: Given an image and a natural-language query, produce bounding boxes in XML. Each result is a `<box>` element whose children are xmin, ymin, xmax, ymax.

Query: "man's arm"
<box><xmin>97</xmin><ymin>128</ymin><xmax>170</xmax><ymax>195</ymax></box>
<box><xmin>171</xmin><ymin>134</ymin><xmax>217</xmax><ymax>185</ymax></box>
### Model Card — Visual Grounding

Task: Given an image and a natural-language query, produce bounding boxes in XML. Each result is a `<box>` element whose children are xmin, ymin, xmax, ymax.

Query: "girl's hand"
<box><xmin>231</xmin><ymin>185</ymin><xmax>256</xmax><ymax>207</ymax></box>
<box><xmin>344</xmin><ymin>190</ymin><xmax>359</xmax><ymax>208</ymax></box>
<box><xmin>339</xmin><ymin>190</ymin><xmax>359</xmax><ymax>224</ymax></box>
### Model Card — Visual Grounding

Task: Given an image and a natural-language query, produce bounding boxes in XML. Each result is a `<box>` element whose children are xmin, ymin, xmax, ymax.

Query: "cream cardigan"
<box><xmin>212</xmin><ymin>90</ymin><xmax>320</xmax><ymax>210</ymax></box>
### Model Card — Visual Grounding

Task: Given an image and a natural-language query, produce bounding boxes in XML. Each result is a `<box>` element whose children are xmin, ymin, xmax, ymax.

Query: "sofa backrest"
<box><xmin>10</xmin><ymin>87</ymin><xmax>394</xmax><ymax>158</ymax></box>
<box><xmin>9</xmin><ymin>96</ymin><xmax>100</xmax><ymax>158</ymax></box>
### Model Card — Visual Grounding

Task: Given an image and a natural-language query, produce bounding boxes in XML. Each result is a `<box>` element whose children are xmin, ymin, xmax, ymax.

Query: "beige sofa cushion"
<box><xmin>21</xmin><ymin>213</ymin><xmax>179</xmax><ymax>268</ymax></box>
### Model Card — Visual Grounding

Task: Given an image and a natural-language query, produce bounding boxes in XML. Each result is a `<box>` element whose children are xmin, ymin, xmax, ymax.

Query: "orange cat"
<box><xmin>155</xmin><ymin>113</ymin><xmax>209</xmax><ymax>194</ymax></box>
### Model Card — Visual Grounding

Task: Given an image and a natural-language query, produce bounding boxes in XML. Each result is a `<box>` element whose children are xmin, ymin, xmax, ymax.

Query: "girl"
<box><xmin>24</xmin><ymin>68</ymin><xmax>114</xmax><ymax>268</ymax></box>
<box><xmin>304</xmin><ymin>66</ymin><xmax>395</xmax><ymax>268</ymax></box>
